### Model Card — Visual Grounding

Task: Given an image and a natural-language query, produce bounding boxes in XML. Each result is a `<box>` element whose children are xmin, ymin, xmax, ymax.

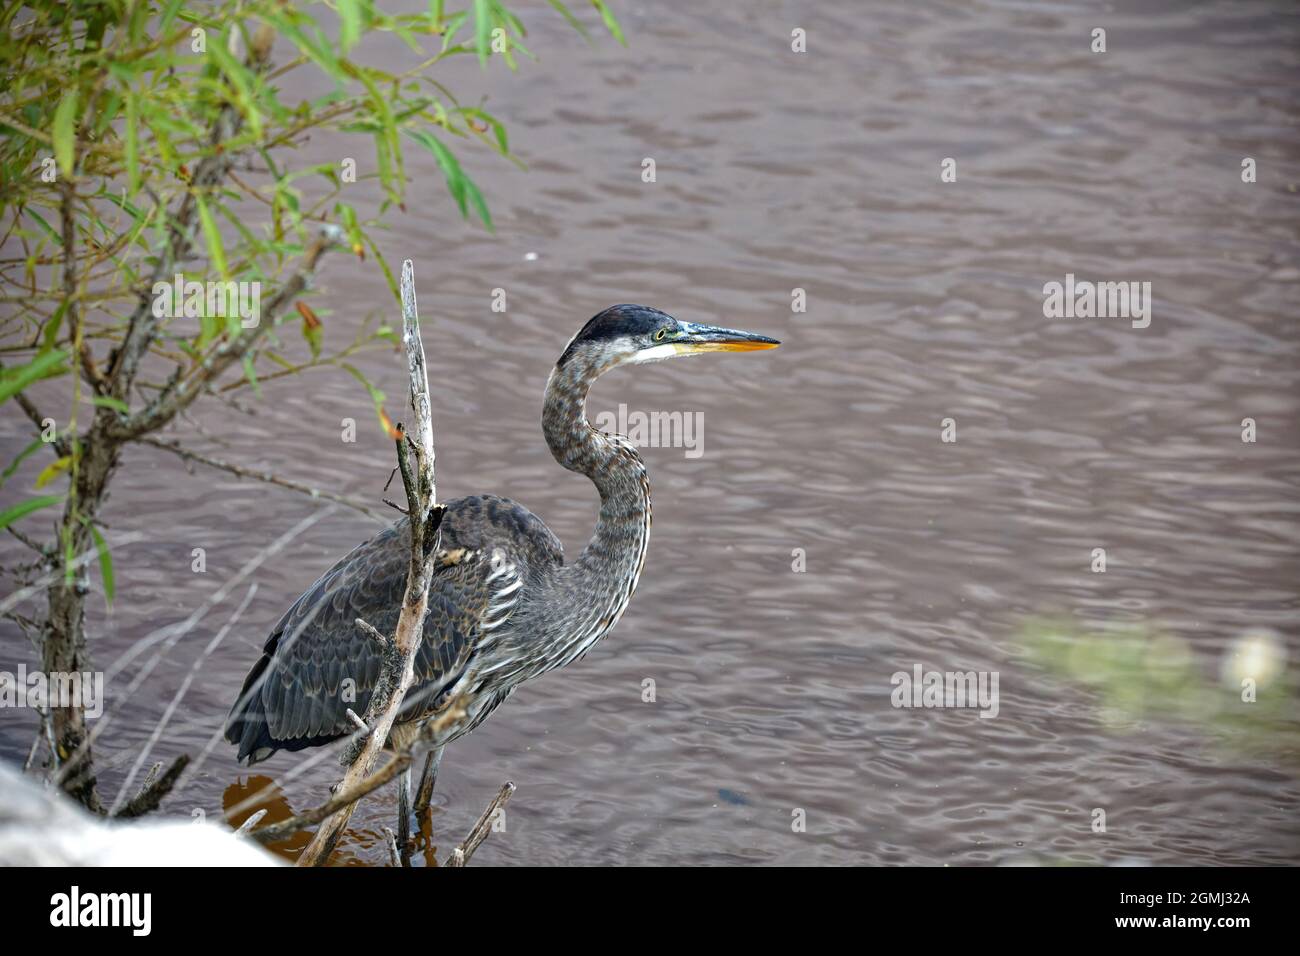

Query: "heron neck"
<box><xmin>542</xmin><ymin>357</ymin><xmax>651</xmax><ymax>605</ymax></box>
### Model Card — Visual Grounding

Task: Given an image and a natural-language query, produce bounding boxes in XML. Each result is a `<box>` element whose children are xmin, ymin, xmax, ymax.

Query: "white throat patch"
<box><xmin>626</xmin><ymin>342</ymin><xmax>681</xmax><ymax>364</ymax></box>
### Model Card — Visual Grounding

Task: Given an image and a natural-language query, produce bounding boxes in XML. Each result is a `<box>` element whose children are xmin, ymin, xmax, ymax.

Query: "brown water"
<box><xmin>3</xmin><ymin>0</ymin><xmax>1299</xmax><ymax>865</ymax></box>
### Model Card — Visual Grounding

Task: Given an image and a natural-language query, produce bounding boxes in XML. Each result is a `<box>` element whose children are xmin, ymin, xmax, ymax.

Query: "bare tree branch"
<box><xmin>0</xmin><ymin>531</ymin><xmax>146</xmax><ymax>618</ymax></box>
<box><xmin>12</xmin><ymin>392</ymin><xmax>68</xmax><ymax>457</ymax></box>
<box><xmin>296</xmin><ymin>263</ymin><xmax>441</xmax><ymax>865</ymax></box>
<box><xmin>244</xmin><ymin>693</ymin><xmax>468</xmax><ymax>848</ymax></box>
<box><xmin>112</xmin><ymin>753</ymin><xmax>189</xmax><ymax>819</ymax></box>
<box><xmin>138</xmin><ymin>435</ymin><xmax>385</xmax><ymax>521</ymax></box>
<box><xmin>383</xmin><ymin>827</ymin><xmax>402</xmax><ymax>867</ymax></box>
<box><xmin>6</xmin><ymin>525</ymin><xmax>54</xmax><ymax>560</ymax></box>
<box><xmin>444</xmin><ymin>782</ymin><xmax>515</xmax><ymax>867</ymax></box>
<box><xmin>235</xmin><ymin>809</ymin><xmax>268</xmax><ymax>837</ymax></box>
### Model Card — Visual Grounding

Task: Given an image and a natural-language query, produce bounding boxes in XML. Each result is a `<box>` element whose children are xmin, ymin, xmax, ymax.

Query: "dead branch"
<box><xmin>240</xmin><ymin>693</ymin><xmax>469</xmax><ymax>848</ymax></box>
<box><xmin>296</xmin><ymin>260</ymin><xmax>441</xmax><ymax>867</ymax></box>
<box><xmin>356</xmin><ymin>617</ymin><xmax>391</xmax><ymax>648</ymax></box>
<box><xmin>12</xmin><ymin>391</ymin><xmax>69</xmax><ymax>457</ymax></box>
<box><xmin>444</xmin><ymin>782</ymin><xmax>516</xmax><ymax>867</ymax></box>
<box><xmin>112</xmin><ymin>753</ymin><xmax>189</xmax><ymax>819</ymax></box>
<box><xmin>246</xmin><ymin>753</ymin><xmax>412</xmax><ymax>846</ymax></box>
<box><xmin>5</xmin><ymin>525</ymin><xmax>54</xmax><ymax>560</ymax></box>
<box><xmin>136</xmin><ymin>762</ymin><xmax>163</xmax><ymax>797</ymax></box>
<box><xmin>383</xmin><ymin>827</ymin><xmax>402</xmax><ymax>867</ymax></box>
<box><xmin>235</xmin><ymin>809</ymin><xmax>268</xmax><ymax>837</ymax></box>
<box><xmin>0</xmin><ymin>531</ymin><xmax>146</xmax><ymax>618</ymax></box>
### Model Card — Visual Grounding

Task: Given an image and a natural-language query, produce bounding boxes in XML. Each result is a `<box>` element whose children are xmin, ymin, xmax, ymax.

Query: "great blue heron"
<box><xmin>224</xmin><ymin>305</ymin><xmax>779</xmax><ymax>848</ymax></box>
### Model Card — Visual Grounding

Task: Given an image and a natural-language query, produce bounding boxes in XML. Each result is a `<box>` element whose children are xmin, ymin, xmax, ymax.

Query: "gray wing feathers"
<box><xmin>231</xmin><ymin>495</ymin><xmax>562</xmax><ymax>755</ymax></box>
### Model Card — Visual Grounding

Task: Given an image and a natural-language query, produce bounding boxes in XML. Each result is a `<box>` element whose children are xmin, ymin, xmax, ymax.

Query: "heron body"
<box><xmin>225</xmin><ymin>305</ymin><xmax>778</xmax><ymax>765</ymax></box>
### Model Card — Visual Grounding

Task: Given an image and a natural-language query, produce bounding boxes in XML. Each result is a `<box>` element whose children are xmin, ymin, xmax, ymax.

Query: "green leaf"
<box><xmin>362</xmin><ymin>234</ymin><xmax>400</xmax><ymax>303</ymax></box>
<box><xmin>303</xmin><ymin>323</ymin><xmax>323</xmax><ymax>361</ymax></box>
<box><xmin>123</xmin><ymin>88</ymin><xmax>140</xmax><ymax>197</ymax></box>
<box><xmin>546</xmin><ymin>0</ymin><xmax>591</xmax><ymax>41</ymax></box>
<box><xmin>91</xmin><ymin>395</ymin><xmax>130</xmax><ymax>414</ymax></box>
<box><xmin>473</xmin><ymin>0</ymin><xmax>492</xmax><ymax>67</ymax></box>
<box><xmin>405</xmin><ymin>128</ymin><xmax>493</xmax><ymax>228</ymax></box>
<box><xmin>463</xmin><ymin>176</ymin><xmax>493</xmax><ymax>232</ymax></box>
<box><xmin>52</xmin><ymin>89</ymin><xmax>78</xmax><ymax>176</ymax></box>
<box><xmin>348</xmin><ymin>64</ymin><xmax>402</xmax><ymax>193</ymax></box>
<box><xmin>194</xmin><ymin>194</ymin><xmax>229</xmax><ymax>280</ymax></box>
<box><xmin>63</xmin><ymin>528</ymin><xmax>74</xmax><ymax>587</ymax></box>
<box><xmin>41</xmin><ymin>299</ymin><xmax>69</xmax><ymax>353</ymax></box>
<box><xmin>33</xmin><ymin>454</ymin><xmax>71</xmax><ymax>489</ymax></box>
<box><xmin>207</xmin><ymin>31</ymin><xmax>263</xmax><ymax>139</ymax></box>
<box><xmin>83</xmin><ymin>519</ymin><xmax>115</xmax><ymax>605</ymax></box>
<box><xmin>591</xmin><ymin>0</ymin><xmax>626</xmax><ymax>45</ymax></box>
<box><xmin>266</xmin><ymin>12</ymin><xmax>341</xmax><ymax>76</ymax></box>
<box><xmin>160</xmin><ymin>0</ymin><xmax>185</xmax><ymax>31</ymax></box>
<box><xmin>26</xmin><ymin>209</ymin><xmax>61</xmax><ymax>245</ymax></box>
<box><xmin>242</xmin><ymin>354</ymin><xmax>261</xmax><ymax>397</ymax></box>
<box><xmin>342</xmin><ymin>362</ymin><xmax>398</xmax><ymax>436</ymax></box>
<box><xmin>342</xmin><ymin>362</ymin><xmax>385</xmax><ymax>406</ymax></box>
<box><xmin>1</xmin><ymin>438</ymin><xmax>46</xmax><ymax>490</ymax></box>
<box><xmin>338</xmin><ymin>0</ymin><xmax>363</xmax><ymax>53</ymax></box>
<box><xmin>0</xmin><ymin>349</ymin><xmax>69</xmax><ymax>405</ymax></box>
<box><xmin>463</xmin><ymin>107</ymin><xmax>509</xmax><ymax>154</ymax></box>
<box><xmin>0</xmin><ymin>495</ymin><xmax>63</xmax><ymax>534</ymax></box>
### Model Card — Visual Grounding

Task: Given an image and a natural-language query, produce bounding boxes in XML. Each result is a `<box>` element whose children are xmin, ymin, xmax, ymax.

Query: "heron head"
<box><xmin>558</xmin><ymin>304</ymin><xmax>780</xmax><ymax>371</ymax></box>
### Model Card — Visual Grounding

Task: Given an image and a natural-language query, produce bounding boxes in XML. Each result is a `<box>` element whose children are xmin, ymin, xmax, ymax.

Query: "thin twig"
<box><xmin>12</xmin><ymin>391</ymin><xmax>68</xmax><ymax>457</ymax></box>
<box><xmin>246</xmin><ymin>753</ymin><xmax>412</xmax><ymax>846</ymax></box>
<box><xmin>235</xmin><ymin>809</ymin><xmax>268</xmax><ymax>837</ymax></box>
<box><xmin>296</xmin><ymin>260</ymin><xmax>440</xmax><ymax>867</ymax></box>
<box><xmin>0</xmin><ymin>532</ymin><xmax>145</xmax><ymax>618</ymax></box>
<box><xmin>23</xmin><ymin>720</ymin><xmax>43</xmax><ymax>772</ymax></box>
<box><xmin>113</xmin><ymin>753</ymin><xmax>190</xmax><ymax>819</ymax></box>
<box><xmin>54</xmin><ymin>511</ymin><xmax>329</xmax><ymax>791</ymax></box>
<box><xmin>138</xmin><ymin>435</ymin><xmax>384</xmax><ymax>521</ymax></box>
<box><xmin>356</xmin><ymin>617</ymin><xmax>391</xmax><ymax>648</ymax></box>
<box><xmin>107</xmin><ymin>583</ymin><xmax>258</xmax><ymax>814</ymax></box>
<box><xmin>6</xmin><ymin>525</ymin><xmax>54</xmax><ymax>560</ymax></box>
<box><xmin>444</xmin><ymin>782</ymin><xmax>515</xmax><ymax>867</ymax></box>
<box><xmin>244</xmin><ymin>694</ymin><xmax>469</xmax><ymax>848</ymax></box>
<box><xmin>383</xmin><ymin>827</ymin><xmax>401</xmax><ymax>867</ymax></box>
<box><xmin>136</xmin><ymin>762</ymin><xmax>163</xmax><ymax>798</ymax></box>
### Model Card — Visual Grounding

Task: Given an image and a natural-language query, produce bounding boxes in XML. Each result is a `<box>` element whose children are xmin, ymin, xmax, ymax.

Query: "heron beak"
<box><xmin>675</xmin><ymin>322</ymin><xmax>781</xmax><ymax>354</ymax></box>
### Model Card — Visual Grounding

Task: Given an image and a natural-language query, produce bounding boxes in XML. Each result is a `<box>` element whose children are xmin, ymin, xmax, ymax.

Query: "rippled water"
<box><xmin>3</xmin><ymin>0</ymin><xmax>1299</xmax><ymax>865</ymax></box>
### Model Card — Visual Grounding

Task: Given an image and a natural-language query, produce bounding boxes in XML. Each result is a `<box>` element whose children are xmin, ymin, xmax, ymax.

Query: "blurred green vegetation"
<box><xmin>1020</xmin><ymin>618</ymin><xmax>1297</xmax><ymax>762</ymax></box>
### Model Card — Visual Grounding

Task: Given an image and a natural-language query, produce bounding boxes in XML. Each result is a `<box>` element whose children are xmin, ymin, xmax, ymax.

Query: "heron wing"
<box><xmin>225</xmin><ymin>495</ymin><xmax>561</xmax><ymax>763</ymax></box>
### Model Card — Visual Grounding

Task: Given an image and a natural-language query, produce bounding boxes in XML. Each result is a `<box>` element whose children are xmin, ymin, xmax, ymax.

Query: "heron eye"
<box><xmin>654</xmin><ymin>328</ymin><xmax>667</xmax><ymax>341</ymax></box>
